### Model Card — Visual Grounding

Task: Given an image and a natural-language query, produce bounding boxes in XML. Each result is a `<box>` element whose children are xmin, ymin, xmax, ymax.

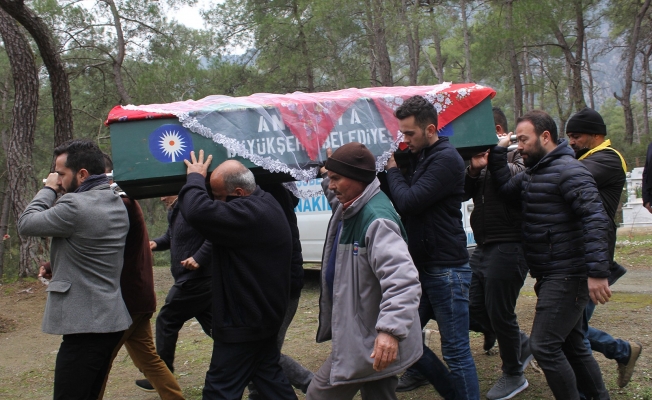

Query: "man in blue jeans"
<box><xmin>386</xmin><ymin>95</ymin><xmax>478</xmax><ymax>399</ymax></box>
<box><xmin>567</xmin><ymin>107</ymin><xmax>642</xmax><ymax>389</ymax></box>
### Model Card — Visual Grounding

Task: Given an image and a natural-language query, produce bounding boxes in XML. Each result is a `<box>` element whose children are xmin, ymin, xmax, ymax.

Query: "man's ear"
<box><xmin>233</xmin><ymin>187</ymin><xmax>246</xmax><ymax>197</ymax></box>
<box><xmin>426</xmin><ymin>123</ymin><xmax>437</xmax><ymax>137</ymax></box>
<box><xmin>540</xmin><ymin>130</ymin><xmax>551</xmax><ymax>145</ymax></box>
<box><xmin>77</xmin><ymin>168</ymin><xmax>90</xmax><ymax>183</ymax></box>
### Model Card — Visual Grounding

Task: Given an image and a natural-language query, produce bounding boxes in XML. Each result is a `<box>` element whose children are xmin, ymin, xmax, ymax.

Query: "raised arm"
<box><xmin>18</xmin><ymin>189</ymin><xmax>76</xmax><ymax>238</ymax></box>
<box><xmin>487</xmin><ymin>145</ymin><xmax>524</xmax><ymax>201</ymax></box>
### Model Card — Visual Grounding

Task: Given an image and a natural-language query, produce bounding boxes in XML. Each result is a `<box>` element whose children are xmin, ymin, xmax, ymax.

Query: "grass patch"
<box><xmin>609</xmin><ymin>292</ymin><xmax>652</xmax><ymax>310</ymax></box>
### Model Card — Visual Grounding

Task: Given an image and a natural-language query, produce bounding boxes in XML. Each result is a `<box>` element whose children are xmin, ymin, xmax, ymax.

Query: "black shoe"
<box><xmin>135</xmin><ymin>379</ymin><xmax>155</xmax><ymax>392</ymax></box>
<box><xmin>484</xmin><ymin>331</ymin><xmax>497</xmax><ymax>353</ymax></box>
<box><xmin>396</xmin><ymin>372</ymin><xmax>429</xmax><ymax>392</ymax></box>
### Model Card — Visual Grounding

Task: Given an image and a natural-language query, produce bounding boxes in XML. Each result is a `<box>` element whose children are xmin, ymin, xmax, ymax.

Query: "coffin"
<box><xmin>106</xmin><ymin>83</ymin><xmax>498</xmax><ymax>199</ymax></box>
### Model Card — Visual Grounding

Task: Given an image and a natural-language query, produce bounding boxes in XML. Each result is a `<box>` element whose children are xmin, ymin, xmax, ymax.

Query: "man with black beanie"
<box><xmin>307</xmin><ymin>142</ymin><xmax>423</xmax><ymax>400</ymax></box>
<box><xmin>567</xmin><ymin>107</ymin><xmax>642</xmax><ymax>389</ymax></box>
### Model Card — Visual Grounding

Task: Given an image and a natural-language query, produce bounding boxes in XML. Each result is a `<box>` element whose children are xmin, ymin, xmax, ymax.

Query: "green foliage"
<box><xmin>600</xmin><ymin>98</ymin><xmax>649</xmax><ymax>169</ymax></box>
<box><xmin>1</xmin><ymin>0</ymin><xmax>652</xmax><ymax>280</ymax></box>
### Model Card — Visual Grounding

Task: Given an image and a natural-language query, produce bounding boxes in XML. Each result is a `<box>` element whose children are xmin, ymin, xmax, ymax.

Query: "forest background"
<box><xmin>0</xmin><ymin>0</ymin><xmax>651</xmax><ymax>279</ymax></box>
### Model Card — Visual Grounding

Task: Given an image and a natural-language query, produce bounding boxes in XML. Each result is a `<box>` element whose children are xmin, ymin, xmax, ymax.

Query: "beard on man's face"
<box><xmin>522</xmin><ymin>140</ymin><xmax>548</xmax><ymax>168</ymax></box>
<box><xmin>63</xmin><ymin>175</ymin><xmax>79</xmax><ymax>193</ymax></box>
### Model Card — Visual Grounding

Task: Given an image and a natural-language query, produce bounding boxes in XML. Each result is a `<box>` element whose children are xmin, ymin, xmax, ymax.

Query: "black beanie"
<box><xmin>324</xmin><ymin>142</ymin><xmax>376</xmax><ymax>184</ymax></box>
<box><xmin>566</xmin><ymin>107</ymin><xmax>607</xmax><ymax>135</ymax></box>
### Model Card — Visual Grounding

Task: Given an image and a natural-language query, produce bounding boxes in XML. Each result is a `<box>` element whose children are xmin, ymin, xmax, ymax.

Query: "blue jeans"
<box><xmin>415</xmin><ymin>263</ymin><xmax>479</xmax><ymax>400</ymax></box>
<box><xmin>582</xmin><ymin>301</ymin><xmax>630</xmax><ymax>364</ymax></box>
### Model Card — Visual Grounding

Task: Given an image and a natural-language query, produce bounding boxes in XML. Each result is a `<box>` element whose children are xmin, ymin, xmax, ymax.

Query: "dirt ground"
<box><xmin>1</xmin><ymin>230</ymin><xmax>651</xmax><ymax>399</ymax></box>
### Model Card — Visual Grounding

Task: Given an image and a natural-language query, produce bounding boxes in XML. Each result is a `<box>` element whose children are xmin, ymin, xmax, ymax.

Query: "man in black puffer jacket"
<box><xmin>488</xmin><ymin>110</ymin><xmax>611</xmax><ymax>400</ymax></box>
<box><xmin>567</xmin><ymin>107</ymin><xmax>642</xmax><ymax>390</ymax></box>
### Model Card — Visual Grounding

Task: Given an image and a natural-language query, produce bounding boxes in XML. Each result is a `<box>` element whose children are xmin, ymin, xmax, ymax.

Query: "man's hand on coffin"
<box><xmin>497</xmin><ymin>135</ymin><xmax>512</xmax><ymax>148</ymax></box>
<box><xmin>385</xmin><ymin>153</ymin><xmax>397</xmax><ymax>170</ymax></box>
<box><xmin>184</xmin><ymin>149</ymin><xmax>213</xmax><ymax>177</ymax></box>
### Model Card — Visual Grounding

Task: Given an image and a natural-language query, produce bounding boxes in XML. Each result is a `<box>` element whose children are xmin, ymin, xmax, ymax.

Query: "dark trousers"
<box><xmin>530</xmin><ymin>276</ymin><xmax>609</xmax><ymax>400</ymax></box>
<box><xmin>203</xmin><ymin>335</ymin><xmax>298</xmax><ymax>400</ymax></box>
<box><xmin>53</xmin><ymin>330</ymin><xmax>124</xmax><ymax>400</ymax></box>
<box><xmin>469</xmin><ymin>242</ymin><xmax>529</xmax><ymax>375</ymax></box>
<box><xmin>156</xmin><ymin>277</ymin><xmax>212</xmax><ymax>372</ymax></box>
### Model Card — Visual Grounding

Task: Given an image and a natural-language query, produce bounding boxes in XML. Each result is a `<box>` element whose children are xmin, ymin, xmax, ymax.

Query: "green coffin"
<box><xmin>108</xmin><ymin>86</ymin><xmax>498</xmax><ymax>199</ymax></box>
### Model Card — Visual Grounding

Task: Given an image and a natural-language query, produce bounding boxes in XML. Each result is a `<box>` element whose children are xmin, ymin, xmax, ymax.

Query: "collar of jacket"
<box><xmin>340</xmin><ymin>178</ymin><xmax>381</xmax><ymax>220</ymax></box>
<box><xmin>577</xmin><ymin>139</ymin><xmax>628</xmax><ymax>173</ymax></box>
<box><xmin>528</xmin><ymin>138</ymin><xmax>574</xmax><ymax>173</ymax></box>
<box><xmin>225</xmin><ymin>186</ymin><xmax>263</xmax><ymax>202</ymax></box>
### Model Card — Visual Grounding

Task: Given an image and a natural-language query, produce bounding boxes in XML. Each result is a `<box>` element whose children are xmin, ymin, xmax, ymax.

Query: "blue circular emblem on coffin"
<box><xmin>148</xmin><ymin>124</ymin><xmax>193</xmax><ymax>163</ymax></box>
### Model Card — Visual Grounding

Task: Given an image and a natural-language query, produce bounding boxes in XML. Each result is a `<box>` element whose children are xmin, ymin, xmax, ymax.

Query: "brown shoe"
<box><xmin>617</xmin><ymin>341</ymin><xmax>643</xmax><ymax>388</ymax></box>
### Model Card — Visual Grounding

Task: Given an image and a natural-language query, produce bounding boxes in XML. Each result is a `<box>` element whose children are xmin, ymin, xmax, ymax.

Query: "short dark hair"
<box><xmin>516</xmin><ymin>110</ymin><xmax>558</xmax><ymax>142</ymax></box>
<box><xmin>102</xmin><ymin>153</ymin><xmax>113</xmax><ymax>172</ymax></box>
<box><xmin>492</xmin><ymin>107</ymin><xmax>508</xmax><ymax>132</ymax></box>
<box><xmin>53</xmin><ymin>139</ymin><xmax>106</xmax><ymax>175</ymax></box>
<box><xmin>394</xmin><ymin>95</ymin><xmax>438</xmax><ymax>131</ymax></box>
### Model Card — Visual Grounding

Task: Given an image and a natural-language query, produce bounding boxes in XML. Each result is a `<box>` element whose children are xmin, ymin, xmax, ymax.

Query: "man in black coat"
<box><xmin>567</xmin><ymin>107</ymin><xmax>642</xmax><ymax>389</ymax></box>
<box><xmin>179</xmin><ymin>152</ymin><xmax>297</xmax><ymax>400</ymax></box>
<box><xmin>488</xmin><ymin>110</ymin><xmax>611</xmax><ymax>400</ymax></box>
<box><xmin>464</xmin><ymin>107</ymin><xmax>531</xmax><ymax>400</ymax></box>
<box><xmin>385</xmin><ymin>95</ymin><xmax>478</xmax><ymax>399</ymax></box>
<box><xmin>136</xmin><ymin>193</ymin><xmax>213</xmax><ymax>392</ymax></box>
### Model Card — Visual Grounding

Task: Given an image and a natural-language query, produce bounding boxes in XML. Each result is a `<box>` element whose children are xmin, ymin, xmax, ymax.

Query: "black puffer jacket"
<box><xmin>488</xmin><ymin>140</ymin><xmax>610</xmax><ymax>278</ymax></box>
<box><xmin>464</xmin><ymin>151</ymin><xmax>525</xmax><ymax>245</ymax></box>
<box><xmin>153</xmin><ymin>201</ymin><xmax>212</xmax><ymax>283</ymax></box>
<box><xmin>386</xmin><ymin>137</ymin><xmax>469</xmax><ymax>268</ymax></box>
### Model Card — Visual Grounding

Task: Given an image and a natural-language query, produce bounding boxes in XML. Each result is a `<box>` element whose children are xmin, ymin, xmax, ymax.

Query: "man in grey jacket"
<box><xmin>18</xmin><ymin>139</ymin><xmax>131</xmax><ymax>400</ymax></box>
<box><xmin>307</xmin><ymin>142</ymin><xmax>422</xmax><ymax>400</ymax></box>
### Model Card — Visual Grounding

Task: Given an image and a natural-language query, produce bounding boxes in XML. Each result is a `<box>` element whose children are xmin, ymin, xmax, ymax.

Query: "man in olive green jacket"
<box><xmin>307</xmin><ymin>143</ymin><xmax>422</xmax><ymax>400</ymax></box>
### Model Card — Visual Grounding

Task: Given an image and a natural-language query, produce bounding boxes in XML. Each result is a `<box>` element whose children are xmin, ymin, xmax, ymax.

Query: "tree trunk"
<box><xmin>641</xmin><ymin>44</ymin><xmax>652</xmax><ymax>138</ymax></box>
<box><xmin>0</xmin><ymin>8</ymin><xmax>47</xmax><ymax>278</ymax></box>
<box><xmin>103</xmin><ymin>0</ymin><xmax>132</xmax><ymax>104</ymax></box>
<box><xmin>504</xmin><ymin>0</ymin><xmax>523</xmax><ymax>117</ymax></box>
<box><xmin>584</xmin><ymin>34</ymin><xmax>596</xmax><ymax>109</ymax></box>
<box><xmin>292</xmin><ymin>0</ymin><xmax>314</xmax><ymax>92</ymax></box>
<box><xmin>0</xmin><ymin>0</ymin><xmax>74</xmax><ymax>147</ymax></box>
<box><xmin>370</xmin><ymin>0</ymin><xmax>392</xmax><ymax>86</ymax></box>
<box><xmin>427</xmin><ymin>4</ymin><xmax>445</xmax><ymax>84</ymax></box>
<box><xmin>364</xmin><ymin>0</ymin><xmax>379</xmax><ymax>86</ymax></box>
<box><xmin>523</xmin><ymin>45</ymin><xmax>535</xmax><ymax>111</ymax></box>
<box><xmin>460</xmin><ymin>0</ymin><xmax>472</xmax><ymax>82</ymax></box>
<box><xmin>550</xmin><ymin>0</ymin><xmax>587</xmax><ymax>111</ymax></box>
<box><xmin>614</xmin><ymin>0</ymin><xmax>652</xmax><ymax>145</ymax></box>
<box><xmin>0</xmin><ymin>72</ymin><xmax>9</xmax><ymax>280</ymax></box>
<box><xmin>0</xmin><ymin>188</ymin><xmax>11</xmax><ymax>279</ymax></box>
<box><xmin>400</xmin><ymin>0</ymin><xmax>420</xmax><ymax>85</ymax></box>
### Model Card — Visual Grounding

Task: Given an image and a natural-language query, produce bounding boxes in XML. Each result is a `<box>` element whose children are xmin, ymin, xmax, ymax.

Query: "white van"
<box><xmin>295</xmin><ymin>178</ymin><xmax>476</xmax><ymax>263</ymax></box>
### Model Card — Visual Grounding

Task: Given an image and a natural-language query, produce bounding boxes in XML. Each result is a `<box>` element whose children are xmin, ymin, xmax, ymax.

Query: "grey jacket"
<box><xmin>18</xmin><ymin>185</ymin><xmax>132</xmax><ymax>335</ymax></box>
<box><xmin>316</xmin><ymin>178</ymin><xmax>423</xmax><ymax>385</ymax></box>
